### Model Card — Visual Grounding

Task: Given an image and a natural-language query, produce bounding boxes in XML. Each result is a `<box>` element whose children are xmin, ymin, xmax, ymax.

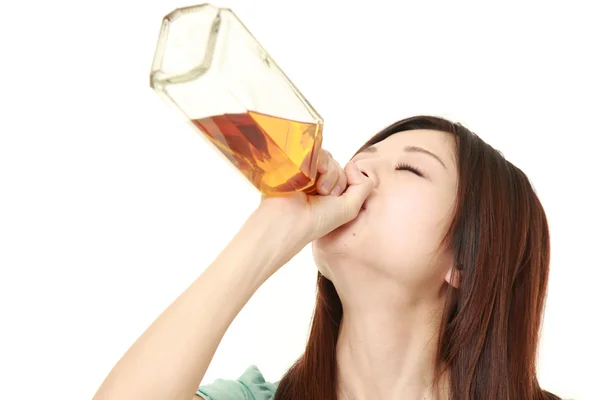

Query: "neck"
<box><xmin>334</xmin><ymin>278</ymin><xmax>449</xmax><ymax>400</ymax></box>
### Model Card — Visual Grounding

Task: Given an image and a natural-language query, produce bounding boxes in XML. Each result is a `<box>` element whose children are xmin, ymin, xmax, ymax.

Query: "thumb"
<box><xmin>313</xmin><ymin>161</ymin><xmax>373</xmax><ymax>236</ymax></box>
<box><xmin>337</xmin><ymin>161</ymin><xmax>374</xmax><ymax>221</ymax></box>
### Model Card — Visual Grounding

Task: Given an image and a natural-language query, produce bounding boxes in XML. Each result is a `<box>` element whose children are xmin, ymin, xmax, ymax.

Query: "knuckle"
<box><xmin>344</xmin><ymin>202</ymin><xmax>357</xmax><ymax>220</ymax></box>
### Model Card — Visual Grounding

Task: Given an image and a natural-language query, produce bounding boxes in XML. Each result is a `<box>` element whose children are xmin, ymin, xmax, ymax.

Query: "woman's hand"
<box><xmin>249</xmin><ymin>148</ymin><xmax>374</xmax><ymax>261</ymax></box>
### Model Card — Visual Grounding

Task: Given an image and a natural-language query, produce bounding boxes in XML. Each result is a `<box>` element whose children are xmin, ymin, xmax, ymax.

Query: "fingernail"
<box><xmin>321</xmin><ymin>180</ymin><xmax>332</xmax><ymax>192</ymax></box>
<box><xmin>331</xmin><ymin>185</ymin><xmax>341</xmax><ymax>196</ymax></box>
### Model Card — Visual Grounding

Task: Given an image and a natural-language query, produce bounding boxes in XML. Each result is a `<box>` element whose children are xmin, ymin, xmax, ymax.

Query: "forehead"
<box><xmin>362</xmin><ymin>129</ymin><xmax>456</xmax><ymax>165</ymax></box>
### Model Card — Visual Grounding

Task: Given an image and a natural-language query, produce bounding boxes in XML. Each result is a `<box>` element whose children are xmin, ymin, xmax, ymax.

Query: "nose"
<box><xmin>354</xmin><ymin>161</ymin><xmax>378</xmax><ymax>187</ymax></box>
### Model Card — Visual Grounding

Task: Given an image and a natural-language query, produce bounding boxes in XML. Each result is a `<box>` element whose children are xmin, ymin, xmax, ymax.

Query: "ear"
<box><xmin>444</xmin><ymin>267</ymin><xmax>460</xmax><ymax>289</ymax></box>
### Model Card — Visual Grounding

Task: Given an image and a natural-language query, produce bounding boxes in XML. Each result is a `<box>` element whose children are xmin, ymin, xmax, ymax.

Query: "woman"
<box><xmin>95</xmin><ymin>116</ymin><xmax>562</xmax><ymax>399</ymax></box>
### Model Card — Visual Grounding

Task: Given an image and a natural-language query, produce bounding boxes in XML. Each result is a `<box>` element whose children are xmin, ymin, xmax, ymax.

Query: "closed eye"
<box><xmin>395</xmin><ymin>162</ymin><xmax>424</xmax><ymax>177</ymax></box>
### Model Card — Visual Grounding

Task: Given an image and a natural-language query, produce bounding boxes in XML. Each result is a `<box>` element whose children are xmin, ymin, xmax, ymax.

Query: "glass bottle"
<box><xmin>150</xmin><ymin>4</ymin><xmax>323</xmax><ymax>195</ymax></box>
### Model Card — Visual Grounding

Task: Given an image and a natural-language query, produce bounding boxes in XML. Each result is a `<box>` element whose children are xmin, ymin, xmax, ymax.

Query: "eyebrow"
<box><xmin>362</xmin><ymin>145</ymin><xmax>447</xmax><ymax>169</ymax></box>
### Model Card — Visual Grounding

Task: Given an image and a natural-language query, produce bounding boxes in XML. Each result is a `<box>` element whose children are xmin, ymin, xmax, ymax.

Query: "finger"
<box><xmin>345</xmin><ymin>161</ymin><xmax>365</xmax><ymax>184</ymax></box>
<box><xmin>317</xmin><ymin>149</ymin><xmax>330</xmax><ymax>174</ymax></box>
<box><xmin>310</xmin><ymin>161</ymin><xmax>373</xmax><ymax>236</ymax></box>
<box><xmin>338</xmin><ymin>161</ymin><xmax>374</xmax><ymax>219</ymax></box>
<box><xmin>330</xmin><ymin>159</ymin><xmax>347</xmax><ymax>196</ymax></box>
<box><xmin>317</xmin><ymin>153</ymin><xmax>341</xmax><ymax>195</ymax></box>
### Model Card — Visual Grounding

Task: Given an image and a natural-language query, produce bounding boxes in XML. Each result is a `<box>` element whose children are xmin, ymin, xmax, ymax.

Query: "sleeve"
<box><xmin>195</xmin><ymin>365</ymin><xmax>278</xmax><ymax>400</ymax></box>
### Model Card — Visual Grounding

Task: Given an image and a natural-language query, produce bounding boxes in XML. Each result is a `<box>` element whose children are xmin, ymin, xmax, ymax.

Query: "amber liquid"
<box><xmin>192</xmin><ymin>111</ymin><xmax>322</xmax><ymax>194</ymax></box>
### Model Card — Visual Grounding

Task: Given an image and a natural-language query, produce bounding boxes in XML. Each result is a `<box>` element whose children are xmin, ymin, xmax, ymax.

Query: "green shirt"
<box><xmin>196</xmin><ymin>365</ymin><xmax>572</xmax><ymax>400</ymax></box>
<box><xmin>196</xmin><ymin>365</ymin><xmax>279</xmax><ymax>400</ymax></box>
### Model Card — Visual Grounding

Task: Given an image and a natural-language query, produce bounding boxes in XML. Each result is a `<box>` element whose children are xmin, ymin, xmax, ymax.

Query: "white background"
<box><xmin>1</xmin><ymin>1</ymin><xmax>598</xmax><ymax>399</ymax></box>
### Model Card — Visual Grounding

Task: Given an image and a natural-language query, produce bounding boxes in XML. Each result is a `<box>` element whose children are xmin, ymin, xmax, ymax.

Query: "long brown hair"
<box><xmin>274</xmin><ymin>116</ymin><xmax>560</xmax><ymax>400</ymax></box>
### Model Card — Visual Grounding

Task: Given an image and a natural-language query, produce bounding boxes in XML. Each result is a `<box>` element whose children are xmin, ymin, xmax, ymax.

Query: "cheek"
<box><xmin>370</xmin><ymin>189</ymin><xmax>452</xmax><ymax>264</ymax></box>
<box><xmin>381</xmin><ymin>188</ymin><xmax>442</xmax><ymax>231</ymax></box>
<box><xmin>312</xmin><ymin>184</ymin><xmax>456</xmax><ymax>281</ymax></box>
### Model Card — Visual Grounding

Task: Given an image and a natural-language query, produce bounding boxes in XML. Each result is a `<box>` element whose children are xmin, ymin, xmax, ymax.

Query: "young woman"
<box><xmin>95</xmin><ymin>116</ymin><xmax>562</xmax><ymax>399</ymax></box>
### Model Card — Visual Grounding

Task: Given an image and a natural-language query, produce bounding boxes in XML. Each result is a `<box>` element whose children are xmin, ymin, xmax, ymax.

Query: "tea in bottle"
<box><xmin>150</xmin><ymin>4</ymin><xmax>323</xmax><ymax>194</ymax></box>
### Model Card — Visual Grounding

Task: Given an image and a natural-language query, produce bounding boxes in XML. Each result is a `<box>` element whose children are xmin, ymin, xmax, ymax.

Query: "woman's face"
<box><xmin>313</xmin><ymin>129</ymin><xmax>459</xmax><ymax>295</ymax></box>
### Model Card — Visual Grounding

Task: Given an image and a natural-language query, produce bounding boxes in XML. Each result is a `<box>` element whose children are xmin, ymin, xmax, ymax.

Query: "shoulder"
<box><xmin>196</xmin><ymin>365</ymin><xmax>279</xmax><ymax>400</ymax></box>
